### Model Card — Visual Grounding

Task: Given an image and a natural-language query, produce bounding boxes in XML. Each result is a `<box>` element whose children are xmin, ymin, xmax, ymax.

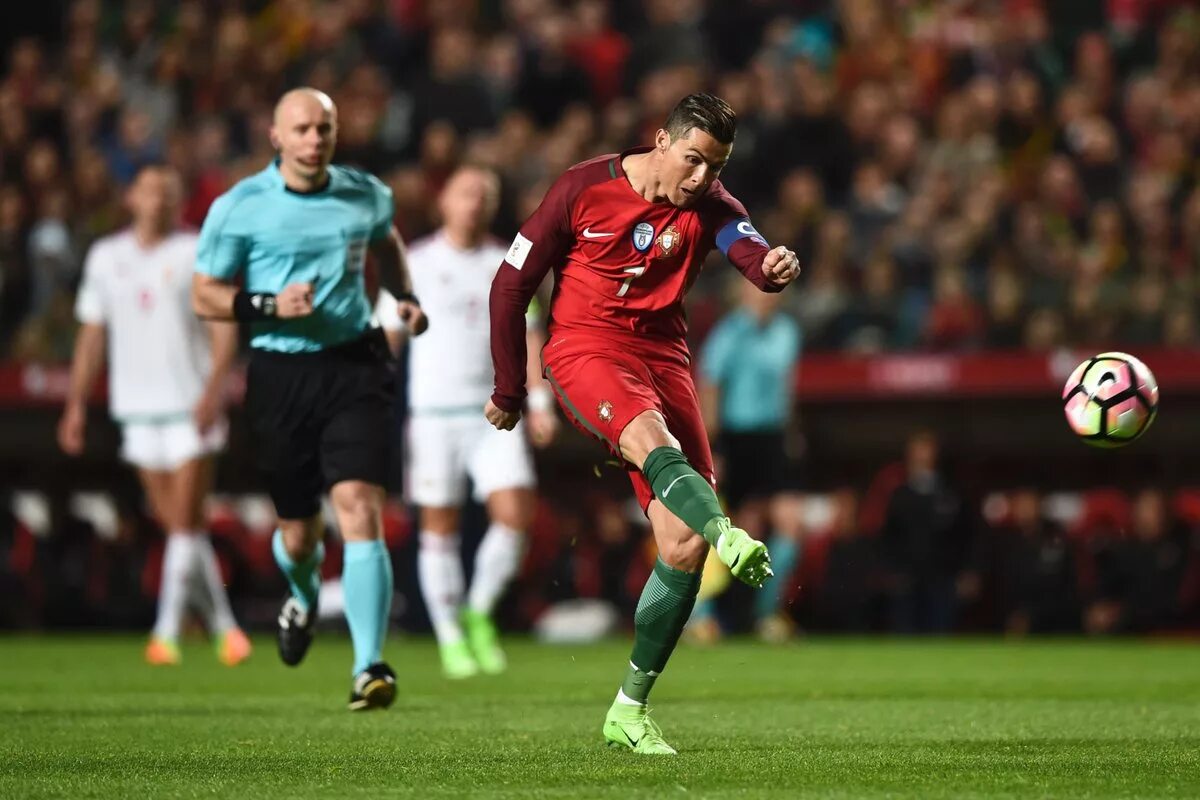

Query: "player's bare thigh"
<box><xmin>647</xmin><ymin>498</ymin><xmax>707</xmax><ymax>572</ymax></box>
<box><xmin>486</xmin><ymin>487</ymin><xmax>535</xmax><ymax>531</ymax></box>
<box><xmin>136</xmin><ymin>455</ymin><xmax>215</xmax><ymax>532</ymax></box>
<box><xmin>618</xmin><ymin>410</ymin><xmax>681</xmax><ymax>470</ymax></box>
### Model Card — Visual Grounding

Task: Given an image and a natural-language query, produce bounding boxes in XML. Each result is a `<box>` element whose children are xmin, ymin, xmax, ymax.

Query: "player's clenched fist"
<box><xmin>761</xmin><ymin>246</ymin><xmax>801</xmax><ymax>286</ymax></box>
<box><xmin>277</xmin><ymin>282</ymin><xmax>315</xmax><ymax>318</ymax></box>
<box><xmin>484</xmin><ymin>399</ymin><xmax>521</xmax><ymax>431</ymax></box>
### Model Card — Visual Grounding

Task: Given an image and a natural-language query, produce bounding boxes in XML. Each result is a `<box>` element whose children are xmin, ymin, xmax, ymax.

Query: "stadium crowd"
<box><xmin>1</xmin><ymin>0</ymin><xmax>1198</xmax><ymax>357</ymax></box>
<box><xmin>1</xmin><ymin>0</ymin><xmax>1199</xmax><ymax>636</ymax></box>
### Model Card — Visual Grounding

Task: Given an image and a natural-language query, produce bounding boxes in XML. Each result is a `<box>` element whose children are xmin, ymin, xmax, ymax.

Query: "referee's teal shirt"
<box><xmin>700</xmin><ymin>310</ymin><xmax>802</xmax><ymax>432</ymax></box>
<box><xmin>195</xmin><ymin>160</ymin><xmax>394</xmax><ymax>353</ymax></box>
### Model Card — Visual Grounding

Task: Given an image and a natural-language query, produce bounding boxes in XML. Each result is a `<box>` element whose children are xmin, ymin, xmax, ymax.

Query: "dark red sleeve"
<box><xmin>703</xmin><ymin>183</ymin><xmax>784</xmax><ymax>293</ymax></box>
<box><xmin>490</xmin><ymin>174</ymin><xmax>576</xmax><ymax>412</ymax></box>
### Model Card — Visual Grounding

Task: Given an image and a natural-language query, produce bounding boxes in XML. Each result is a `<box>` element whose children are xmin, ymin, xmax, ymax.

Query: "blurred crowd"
<box><xmin>1</xmin><ymin>0</ymin><xmax>1199</xmax><ymax>359</ymax></box>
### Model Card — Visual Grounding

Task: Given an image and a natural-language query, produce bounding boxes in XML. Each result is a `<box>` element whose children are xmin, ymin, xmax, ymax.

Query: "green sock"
<box><xmin>620</xmin><ymin>558</ymin><xmax>702</xmax><ymax>704</ymax></box>
<box><xmin>642</xmin><ymin>446</ymin><xmax>726</xmax><ymax>545</ymax></box>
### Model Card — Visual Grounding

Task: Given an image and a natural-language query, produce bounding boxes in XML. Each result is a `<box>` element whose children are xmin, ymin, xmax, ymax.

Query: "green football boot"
<box><xmin>439</xmin><ymin>639</ymin><xmax>479</xmax><ymax>680</ymax></box>
<box><xmin>603</xmin><ymin>701</ymin><xmax>677</xmax><ymax>755</ymax></box>
<box><xmin>462</xmin><ymin>608</ymin><xmax>506</xmax><ymax>675</ymax></box>
<box><xmin>707</xmin><ymin>518</ymin><xmax>773</xmax><ymax>588</ymax></box>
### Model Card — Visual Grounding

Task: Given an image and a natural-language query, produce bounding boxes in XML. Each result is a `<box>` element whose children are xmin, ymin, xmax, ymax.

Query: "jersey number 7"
<box><xmin>617</xmin><ymin>266</ymin><xmax>646</xmax><ymax>297</ymax></box>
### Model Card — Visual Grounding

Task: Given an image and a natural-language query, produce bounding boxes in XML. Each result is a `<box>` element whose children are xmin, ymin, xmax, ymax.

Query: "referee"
<box><xmin>192</xmin><ymin>88</ymin><xmax>427</xmax><ymax>711</ymax></box>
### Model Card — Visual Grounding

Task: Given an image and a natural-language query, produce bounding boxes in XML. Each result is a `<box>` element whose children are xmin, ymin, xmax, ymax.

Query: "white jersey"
<box><xmin>75</xmin><ymin>229</ymin><xmax>212</xmax><ymax>421</ymax></box>
<box><xmin>377</xmin><ymin>231</ymin><xmax>529</xmax><ymax>414</ymax></box>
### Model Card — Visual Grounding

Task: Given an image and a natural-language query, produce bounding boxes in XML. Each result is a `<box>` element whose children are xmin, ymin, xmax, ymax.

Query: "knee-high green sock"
<box><xmin>272</xmin><ymin>529</ymin><xmax>324</xmax><ymax>613</ymax></box>
<box><xmin>642</xmin><ymin>446</ymin><xmax>727</xmax><ymax>545</ymax></box>
<box><xmin>343</xmin><ymin>539</ymin><xmax>394</xmax><ymax>675</ymax></box>
<box><xmin>619</xmin><ymin>558</ymin><xmax>702</xmax><ymax>705</ymax></box>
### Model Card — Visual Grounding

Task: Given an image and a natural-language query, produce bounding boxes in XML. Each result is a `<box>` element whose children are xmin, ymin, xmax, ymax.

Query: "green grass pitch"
<box><xmin>1</xmin><ymin>635</ymin><xmax>1197</xmax><ymax>798</ymax></box>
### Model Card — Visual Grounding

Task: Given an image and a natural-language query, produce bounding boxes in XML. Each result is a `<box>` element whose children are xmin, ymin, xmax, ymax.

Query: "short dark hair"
<box><xmin>664</xmin><ymin>93</ymin><xmax>737</xmax><ymax>145</ymax></box>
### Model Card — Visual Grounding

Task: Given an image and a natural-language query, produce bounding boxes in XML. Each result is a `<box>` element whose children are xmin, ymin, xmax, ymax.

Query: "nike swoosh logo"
<box><xmin>660</xmin><ymin>474</ymin><xmax>694</xmax><ymax>499</ymax></box>
<box><xmin>624</xmin><ymin>731</ymin><xmax>640</xmax><ymax>748</ymax></box>
<box><xmin>582</xmin><ymin>227</ymin><xmax>615</xmax><ymax>239</ymax></box>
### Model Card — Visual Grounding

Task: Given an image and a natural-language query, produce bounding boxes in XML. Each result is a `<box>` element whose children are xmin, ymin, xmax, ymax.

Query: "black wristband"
<box><xmin>233</xmin><ymin>291</ymin><xmax>278</xmax><ymax>321</ymax></box>
<box><xmin>394</xmin><ymin>292</ymin><xmax>420</xmax><ymax>306</ymax></box>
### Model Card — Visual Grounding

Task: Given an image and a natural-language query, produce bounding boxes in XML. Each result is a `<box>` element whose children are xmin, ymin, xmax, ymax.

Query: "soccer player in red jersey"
<box><xmin>486</xmin><ymin>94</ymin><xmax>801</xmax><ymax>754</ymax></box>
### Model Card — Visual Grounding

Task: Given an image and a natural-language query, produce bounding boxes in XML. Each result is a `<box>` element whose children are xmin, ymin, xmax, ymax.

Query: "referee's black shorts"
<box><xmin>717</xmin><ymin>429</ymin><xmax>803</xmax><ymax>512</ymax></box>
<box><xmin>245</xmin><ymin>328</ymin><xmax>395</xmax><ymax>520</ymax></box>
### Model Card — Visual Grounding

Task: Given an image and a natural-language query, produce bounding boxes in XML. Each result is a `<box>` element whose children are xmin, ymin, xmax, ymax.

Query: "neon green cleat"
<box><xmin>462</xmin><ymin>608</ymin><xmax>506</xmax><ymax>675</ymax></box>
<box><xmin>438</xmin><ymin>639</ymin><xmax>479</xmax><ymax>680</ymax></box>
<box><xmin>708</xmin><ymin>518</ymin><xmax>773</xmax><ymax>589</ymax></box>
<box><xmin>603</xmin><ymin>701</ymin><xmax>678</xmax><ymax>755</ymax></box>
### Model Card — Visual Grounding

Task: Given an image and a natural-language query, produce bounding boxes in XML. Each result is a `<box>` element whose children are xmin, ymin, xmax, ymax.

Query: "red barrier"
<box><xmin>4</xmin><ymin>349</ymin><xmax>1200</xmax><ymax>407</ymax></box>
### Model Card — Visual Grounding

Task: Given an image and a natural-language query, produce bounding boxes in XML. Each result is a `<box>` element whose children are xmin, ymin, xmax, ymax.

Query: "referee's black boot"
<box><xmin>348</xmin><ymin>662</ymin><xmax>397</xmax><ymax>711</ymax></box>
<box><xmin>276</xmin><ymin>594</ymin><xmax>317</xmax><ymax>667</ymax></box>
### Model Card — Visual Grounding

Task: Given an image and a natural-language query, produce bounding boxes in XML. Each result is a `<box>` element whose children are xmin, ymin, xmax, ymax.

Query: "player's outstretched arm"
<box><xmin>58</xmin><ymin>322</ymin><xmax>106</xmax><ymax>456</ymax></box>
<box><xmin>706</xmin><ymin>187</ymin><xmax>799</xmax><ymax>292</ymax></box>
<box><xmin>371</xmin><ymin>226</ymin><xmax>427</xmax><ymax>336</ymax></box>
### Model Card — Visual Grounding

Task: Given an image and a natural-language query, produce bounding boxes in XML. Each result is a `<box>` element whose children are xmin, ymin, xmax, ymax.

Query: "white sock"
<box><xmin>191</xmin><ymin>533</ymin><xmax>237</xmax><ymax>634</ymax></box>
<box><xmin>417</xmin><ymin>531</ymin><xmax>465</xmax><ymax>644</ymax></box>
<box><xmin>467</xmin><ymin>522</ymin><xmax>524</xmax><ymax>615</ymax></box>
<box><xmin>152</xmin><ymin>533</ymin><xmax>193</xmax><ymax>641</ymax></box>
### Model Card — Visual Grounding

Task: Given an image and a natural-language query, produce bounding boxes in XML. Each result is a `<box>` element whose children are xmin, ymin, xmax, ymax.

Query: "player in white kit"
<box><xmin>378</xmin><ymin>166</ymin><xmax>557</xmax><ymax>677</ymax></box>
<box><xmin>58</xmin><ymin>164</ymin><xmax>252</xmax><ymax>667</ymax></box>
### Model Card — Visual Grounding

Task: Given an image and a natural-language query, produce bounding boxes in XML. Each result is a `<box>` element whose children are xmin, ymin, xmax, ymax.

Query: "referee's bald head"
<box><xmin>273</xmin><ymin>88</ymin><xmax>337</xmax><ymax>127</ymax></box>
<box><xmin>271</xmin><ymin>88</ymin><xmax>338</xmax><ymax>188</ymax></box>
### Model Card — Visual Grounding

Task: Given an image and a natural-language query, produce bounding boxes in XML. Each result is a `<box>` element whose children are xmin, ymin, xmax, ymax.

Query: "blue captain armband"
<box><xmin>715</xmin><ymin>217</ymin><xmax>769</xmax><ymax>255</ymax></box>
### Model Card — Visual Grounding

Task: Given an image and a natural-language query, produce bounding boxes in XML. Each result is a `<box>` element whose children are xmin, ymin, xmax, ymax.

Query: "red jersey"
<box><xmin>490</xmin><ymin>148</ymin><xmax>780</xmax><ymax>412</ymax></box>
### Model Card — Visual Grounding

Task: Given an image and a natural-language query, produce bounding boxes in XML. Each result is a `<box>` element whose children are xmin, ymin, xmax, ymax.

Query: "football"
<box><xmin>1061</xmin><ymin>352</ymin><xmax>1159</xmax><ymax>447</ymax></box>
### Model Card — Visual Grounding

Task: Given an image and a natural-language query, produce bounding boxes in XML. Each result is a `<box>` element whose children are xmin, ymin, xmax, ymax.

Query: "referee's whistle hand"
<box><xmin>277</xmin><ymin>282</ymin><xmax>315</xmax><ymax>318</ymax></box>
<box><xmin>484</xmin><ymin>399</ymin><xmax>521</xmax><ymax>431</ymax></box>
<box><xmin>397</xmin><ymin>301</ymin><xmax>428</xmax><ymax>336</ymax></box>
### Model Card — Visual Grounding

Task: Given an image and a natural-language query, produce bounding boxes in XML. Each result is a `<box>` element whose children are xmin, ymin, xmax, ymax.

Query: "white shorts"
<box><xmin>407</xmin><ymin>413</ymin><xmax>536</xmax><ymax>507</ymax></box>
<box><xmin>120</xmin><ymin>416</ymin><xmax>228</xmax><ymax>472</ymax></box>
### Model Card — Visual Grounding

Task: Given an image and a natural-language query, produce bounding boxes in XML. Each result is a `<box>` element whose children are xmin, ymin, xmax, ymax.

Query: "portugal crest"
<box><xmin>655</xmin><ymin>224</ymin><xmax>681</xmax><ymax>257</ymax></box>
<box><xmin>632</xmin><ymin>222</ymin><xmax>655</xmax><ymax>252</ymax></box>
<box><xmin>597</xmin><ymin>400</ymin><xmax>614</xmax><ymax>422</ymax></box>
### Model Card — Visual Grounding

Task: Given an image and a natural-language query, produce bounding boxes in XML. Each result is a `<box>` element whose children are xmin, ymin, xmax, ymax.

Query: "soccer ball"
<box><xmin>1061</xmin><ymin>352</ymin><xmax>1159</xmax><ymax>447</ymax></box>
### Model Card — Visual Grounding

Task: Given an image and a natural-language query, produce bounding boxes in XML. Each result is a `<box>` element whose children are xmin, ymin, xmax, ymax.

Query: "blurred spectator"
<box><xmin>880</xmin><ymin>430</ymin><xmax>973</xmax><ymax>633</ymax></box>
<box><xmin>1086</xmin><ymin>488</ymin><xmax>1193</xmax><ymax>634</ymax></box>
<box><xmin>966</xmin><ymin>487</ymin><xmax>1083</xmax><ymax>635</ymax></box>
<box><xmin>810</xmin><ymin>488</ymin><xmax>880</xmax><ymax>632</ymax></box>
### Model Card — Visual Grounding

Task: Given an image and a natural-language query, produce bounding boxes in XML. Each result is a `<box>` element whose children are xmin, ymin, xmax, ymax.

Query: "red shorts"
<box><xmin>542</xmin><ymin>333</ymin><xmax>715</xmax><ymax>512</ymax></box>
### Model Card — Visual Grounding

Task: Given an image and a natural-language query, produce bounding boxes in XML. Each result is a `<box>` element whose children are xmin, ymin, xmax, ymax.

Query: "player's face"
<box><xmin>439</xmin><ymin>168</ymin><xmax>499</xmax><ymax>236</ymax></box>
<box><xmin>126</xmin><ymin>168</ymin><xmax>181</xmax><ymax>231</ymax></box>
<box><xmin>272</xmin><ymin>96</ymin><xmax>337</xmax><ymax>180</ymax></box>
<box><xmin>656</xmin><ymin>127</ymin><xmax>732</xmax><ymax>207</ymax></box>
